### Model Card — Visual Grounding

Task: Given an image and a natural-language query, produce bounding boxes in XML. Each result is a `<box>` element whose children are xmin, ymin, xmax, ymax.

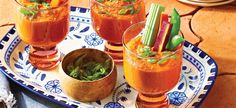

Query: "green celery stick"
<box><xmin>142</xmin><ymin>4</ymin><xmax>156</xmax><ymax>45</ymax></box>
<box><xmin>142</xmin><ymin>4</ymin><xmax>165</xmax><ymax>46</ymax></box>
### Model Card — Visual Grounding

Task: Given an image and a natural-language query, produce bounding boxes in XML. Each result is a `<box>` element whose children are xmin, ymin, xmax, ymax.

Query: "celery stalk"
<box><xmin>142</xmin><ymin>4</ymin><xmax>165</xmax><ymax>46</ymax></box>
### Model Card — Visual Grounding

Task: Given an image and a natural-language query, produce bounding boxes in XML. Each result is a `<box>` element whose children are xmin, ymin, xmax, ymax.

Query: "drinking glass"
<box><xmin>123</xmin><ymin>21</ymin><xmax>183</xmax><ymax>108</ymax></box>
<box><xmin>15</xmin><ymin>0</ymin><xmax>69</xmax><ymax>70</ymax></box>
<box><xmin>90</xmin><ymin>0</ymin><xmax>146</xmax><ymax>63</ymax></box>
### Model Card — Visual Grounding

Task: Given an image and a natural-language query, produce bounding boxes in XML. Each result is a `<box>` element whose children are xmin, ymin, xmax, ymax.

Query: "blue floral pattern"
<box><xmin>168</xmin><ymin>91</ymin><xmax>187</xmax><ymax>106</ymax></box>
<box><xmin>84</xmin><ymin>33</ymin><xmax>103</xmax><ymax>46</ymax></box>
<box><xmin>24</xmin><ymin>45</ymin><xmax>30</xmax><ymax>54</ymax></box>
<box><xmin>12</xmin><ymin>46</ymin><xmax>46</xmax><ymax>81</ymax></box>
<box><xmin>44</xmin><ymin>80</ymin><xmax>62</xmax><ymax>94</ymax></box>
<box><xmin>104</xmin><ymin>102</ymin><xmax>125</xmax><ymax>108</ymax></box>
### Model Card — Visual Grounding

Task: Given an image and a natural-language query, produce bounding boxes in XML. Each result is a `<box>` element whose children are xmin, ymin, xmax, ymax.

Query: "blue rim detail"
<box><xmin>184</xmin><ymin>41</ymin><xmax>218</xmax><ymax>108</ymax></box>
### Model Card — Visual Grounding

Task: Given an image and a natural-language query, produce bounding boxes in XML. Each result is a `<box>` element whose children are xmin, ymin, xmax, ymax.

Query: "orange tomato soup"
<box><xmin>124</xmin><ymin>36</ymin><xmax>183</xmax><ymax>94</ymax></box>
<box><xmin>91</xmin><ymin>0</ymin><xmax>146</xmax><ymax>43</ymax></box>
<box><xmin>15</xmin><ymin>0</ymin><xmax>69</xmax><ymax>47</ymax></box>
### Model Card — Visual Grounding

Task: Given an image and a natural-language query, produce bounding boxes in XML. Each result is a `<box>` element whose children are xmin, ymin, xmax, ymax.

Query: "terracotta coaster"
<box><xmin>145</xmin><ymin>0</ymin><xmax>199</xmax><ymax>15</ymax></box>
<box><xmin>230</xmin><ymin>0</ymin><xmax>236</xmax><ymax>5</ymax></box>
<box><xmin>191</xmin><ymin>5</ymin><xmax>236</xmax><ymax>73</ymax></box>
<box><xmin>180</xmin><ymin>15</ymin><xmax>200</xmax><ymax>45</ymax></box>
<box><xmin>201</xmin><ymin>75</ymin><xmax>236</xmax><ymax>107</ymax></box>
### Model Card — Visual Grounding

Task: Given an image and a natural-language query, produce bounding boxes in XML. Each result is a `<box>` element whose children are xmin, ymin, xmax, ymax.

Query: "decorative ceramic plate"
<box><xmin>178</xmin><ymin>0</ymin><xmax>235</xmax><ymax>7</ymax></box>
<box><xmin>0</xmin><ymin>7</ymin><xmax>217</xmax><ymax>108</ymax></box>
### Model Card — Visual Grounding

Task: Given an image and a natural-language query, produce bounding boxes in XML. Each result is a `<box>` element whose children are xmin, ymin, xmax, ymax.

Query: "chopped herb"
<box><xmin>138</xmin><ymin>46</ymin><xmax>156</xmax><ymax>57</ymax></box>
<box><xmin>30</xmin><ymin>0</ymin><xmax>45</xmax><ymax>3</ymax></box>
<box><xmin>42</xmin><ymin>2</ymin><xmax>50</xmax><ymax>8</ymax></box>
<box><xmin>69</xmin><ymin>67</ymin><xmax>80</xmax><ymax>78</ymax></box>
<box><xmin>110</xmin><ymin>0</ymin><xmax>118</xmax><ymax>2</ymax></box>
<box><xmin>67</xmin><ymin>54</ymin><xmax>111</xmax><ymax>81</ymax></box>
<box><xmin>147</xmin><ymin>58</ymin><xmax>157</xmax><ymax>64</ymax></box>
<box><xmin>20</xmin><ymin>3</ymin><xmax>39</xmax><ymax>16</ymax></box>
<box><xmin>170</xmin><ymin>55</ymin><xmax>177</xmax><ymax>59</ymax></box>
<box><xmin>96</xmin><ymin>0</ymin><xmax>105</xmax><ymax>2</ymax></box>
<box><xmin>158</xmin><ymin>52</ymin><xmax>177</xmax><ymax>64</ymax></box>
<box><xmin>129</xmin><ymin>6</ymin><xmax>135</xmax><ymax>14</ymax></box>
<box><xmin>20</xmin><ymin>8</ymin><xmax>38</xmax><ymax>16</ymax></box>
<box><xmin>118</xmin><ymin>4</ymin><xmax>139</xmax><ymax>15</ymax></box>
<box><xmin>163</xmin><ymin>51</ymin><xmax>171</xmax><ymax>55</ymax></box>
<box><xmin>140</xmin><ymin>53</ymin><xmax>149</xmax><ymax>57</ymax></box>
<box><xmin>123</xmin><ymin>0</ymin><xmax>136</xmax><ymax>2</ymax></box>
<box><xmin>158</xmin><ymin>57</ymin><xmax>169</xmax><ymax>64</ymax></box>
<box><xmin>138</xmin><ymin>46</ymin><xmax>177</xmax><ymax>64</ymax></box>
<box><xmin>98</xmin><ymin>10</ymin><xmax>111</xmax><ymax>16</ymax></box>
<box><xmin>118</xmin><ymin>8</ymin><xmax>128</xmax><ymax>15</ymax></box>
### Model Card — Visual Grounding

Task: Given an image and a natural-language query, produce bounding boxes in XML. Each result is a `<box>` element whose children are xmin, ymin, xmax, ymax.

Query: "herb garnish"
<box><xmin>30</xmin><ymin>0</ymin><xmax>45</xmax><ymax>3</ymax></box>
<box><xmin>147</xmin><ymin>58</ymin><xmax>157</xmax><ymax>64</ymax></box>
<box><xmin>20</xmin><ymin>8</ymin><xmax>38</xmax><ymax>16</ymax></box>
<box><xmin>118</xmin><ymin>5</ymin><xmax>140</xmax><ymax>15</ymax></box>
<box><xmin>157</xmin><ymin>51</ymin><xmax>177</xmax><ymax>64</ymax></box>
<box><xmin>110</xmin><ymin>0</ymin><xmax>118</xmax><ymax>2</ymax></box>
<box><xmin>66</xmin><ymin>54</ymin><xmax>111</xmax><ymax>81</ymax></box>
<box><xmin>42</xmin><ymin>2</ymin><xmax>50</xmax><ymax>8</ymax></box>
<box><xmin>98</xmin><ymin>10</ymin><xmax>111</xmax><ymax>16</ymax></box>
<box><xmin>138</xmin><ymin>46</ymin><xmax>177</xmax><ymax>64</ymax></box>
<box><xmin>96</xmin><ymin>0</ymin><xmax>105</xmax><ymax>2</ymax></box>
<box><xmin>123</xmin><ymin>0</ymin><xmax>135</xmax><ymax>2</ymax></box>
<box><xmin>19</xmin><ymin>0</ymin><xmax>51</xmax><ymax>17</ymax></box>
<box><xmin>20</xmin><ymin>4</ymin><xmax>39</xmax><ymax>16</ymax></box>
<box><xmin>139</xmin><ymin>46</ymin><xmax>157</xmax><ymax>57</ymax></box>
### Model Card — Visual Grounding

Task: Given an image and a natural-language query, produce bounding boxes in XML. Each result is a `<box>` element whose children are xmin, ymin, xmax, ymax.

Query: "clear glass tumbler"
<box><xmin>15</xmin><ymin>0</ymin><xmax>69</xmax><ymax>70</ymax></box>
<box><xmin>123</xmin><ymin>21</ymin><xmax>183</xmax><ymax>108</ymax></box>
<box><xmin>90</xmin><ymin>0</ymin><xmax>146</xmax><ymax>63</ymax></box>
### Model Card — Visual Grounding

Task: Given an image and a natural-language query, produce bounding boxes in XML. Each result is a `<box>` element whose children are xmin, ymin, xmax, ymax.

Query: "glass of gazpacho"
<box><xmin>90</xmin><ymin>0</ymin><xmax>146</xmax><ymax>62</ymax></box>
<box><xmin>15</xmin><ymin>0</ymin><xmax>69</xmax><ymax>70</ymax></box>
<box><xmin>123</xmin><ymin>4</ymin><xmax>184</xmax><ymax>108</ymax></box>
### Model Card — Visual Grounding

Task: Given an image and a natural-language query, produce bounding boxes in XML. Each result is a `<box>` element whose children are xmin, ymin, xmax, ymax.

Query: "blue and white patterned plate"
<box><xmin>0</xmin><ymin>7</ymin><xmax>217</xmax><ymax>108</ymax></box>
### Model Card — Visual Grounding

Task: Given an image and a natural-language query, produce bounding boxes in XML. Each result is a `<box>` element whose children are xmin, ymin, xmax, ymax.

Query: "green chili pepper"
<box><xmin>166</xmin><ymin>8</ymin><xmax>180</xmax><ymax>50</ymax></box>
<box><xmin>169</xmin><ymin>35</ymin><xmax>184</xmax><ymax>50</ymax></box>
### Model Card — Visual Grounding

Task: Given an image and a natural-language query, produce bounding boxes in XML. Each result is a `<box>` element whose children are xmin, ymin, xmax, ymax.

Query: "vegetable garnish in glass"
<box><xmin>123</xmin><ymin>4</ymin><xmax>184</xmax><ymax>108</ymax></box>
<box><xmin>90</xmin><ymin>0</ymin><xmax>146</xmax><ymax>63</ymax></box>
<box><xmin>15</xmin><ymin>0</ymin><xmax>69</xmax><ymax>70</ymax></box>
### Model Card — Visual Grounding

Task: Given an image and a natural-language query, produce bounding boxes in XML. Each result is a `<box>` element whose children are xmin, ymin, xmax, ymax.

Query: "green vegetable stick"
<box><xmin>145</xmin><ymin>5</ymin><xmax>158</xmax><ymax>46</ymax></box>
<box><xmin>142</xmin><ymin>4</ymin><xmax>156</xmax><ymax>44</ymax></box>
<box><xmin>166</xmin><ymin>8</ymin><xmax>180</xmax><ymax>50</ymax></box>
<box><xmin>142</xmin><ymin>4</ymin><xmax>165</xmax><ymax>46</ymax></box>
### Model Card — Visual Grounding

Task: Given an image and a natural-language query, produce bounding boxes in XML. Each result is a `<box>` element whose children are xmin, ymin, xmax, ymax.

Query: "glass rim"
<box><xmin>14</xmin><ymin>0</ymin><xmax>69</xmax><ymax>11</ymax></box>
<box><xmin>91</xmin><ymin>0</ymin><xmax>143</xmax><ymax>8</ymax></box>
<box><xmin>122</xmin><ymin>21</ymin><xmax>184</xmax><ymax>60</ymax></box>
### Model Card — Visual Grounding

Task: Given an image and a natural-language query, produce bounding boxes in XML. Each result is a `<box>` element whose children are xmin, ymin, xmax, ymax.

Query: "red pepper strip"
<box><xmin>159</xmin><ymin>13</ymin><xmax>169</xmax><ymax>30</ymax></box>
<box><xmin>153</xmin><ymin>21</ymin><xmax>173</xmax><ymax>52</ymax></box>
